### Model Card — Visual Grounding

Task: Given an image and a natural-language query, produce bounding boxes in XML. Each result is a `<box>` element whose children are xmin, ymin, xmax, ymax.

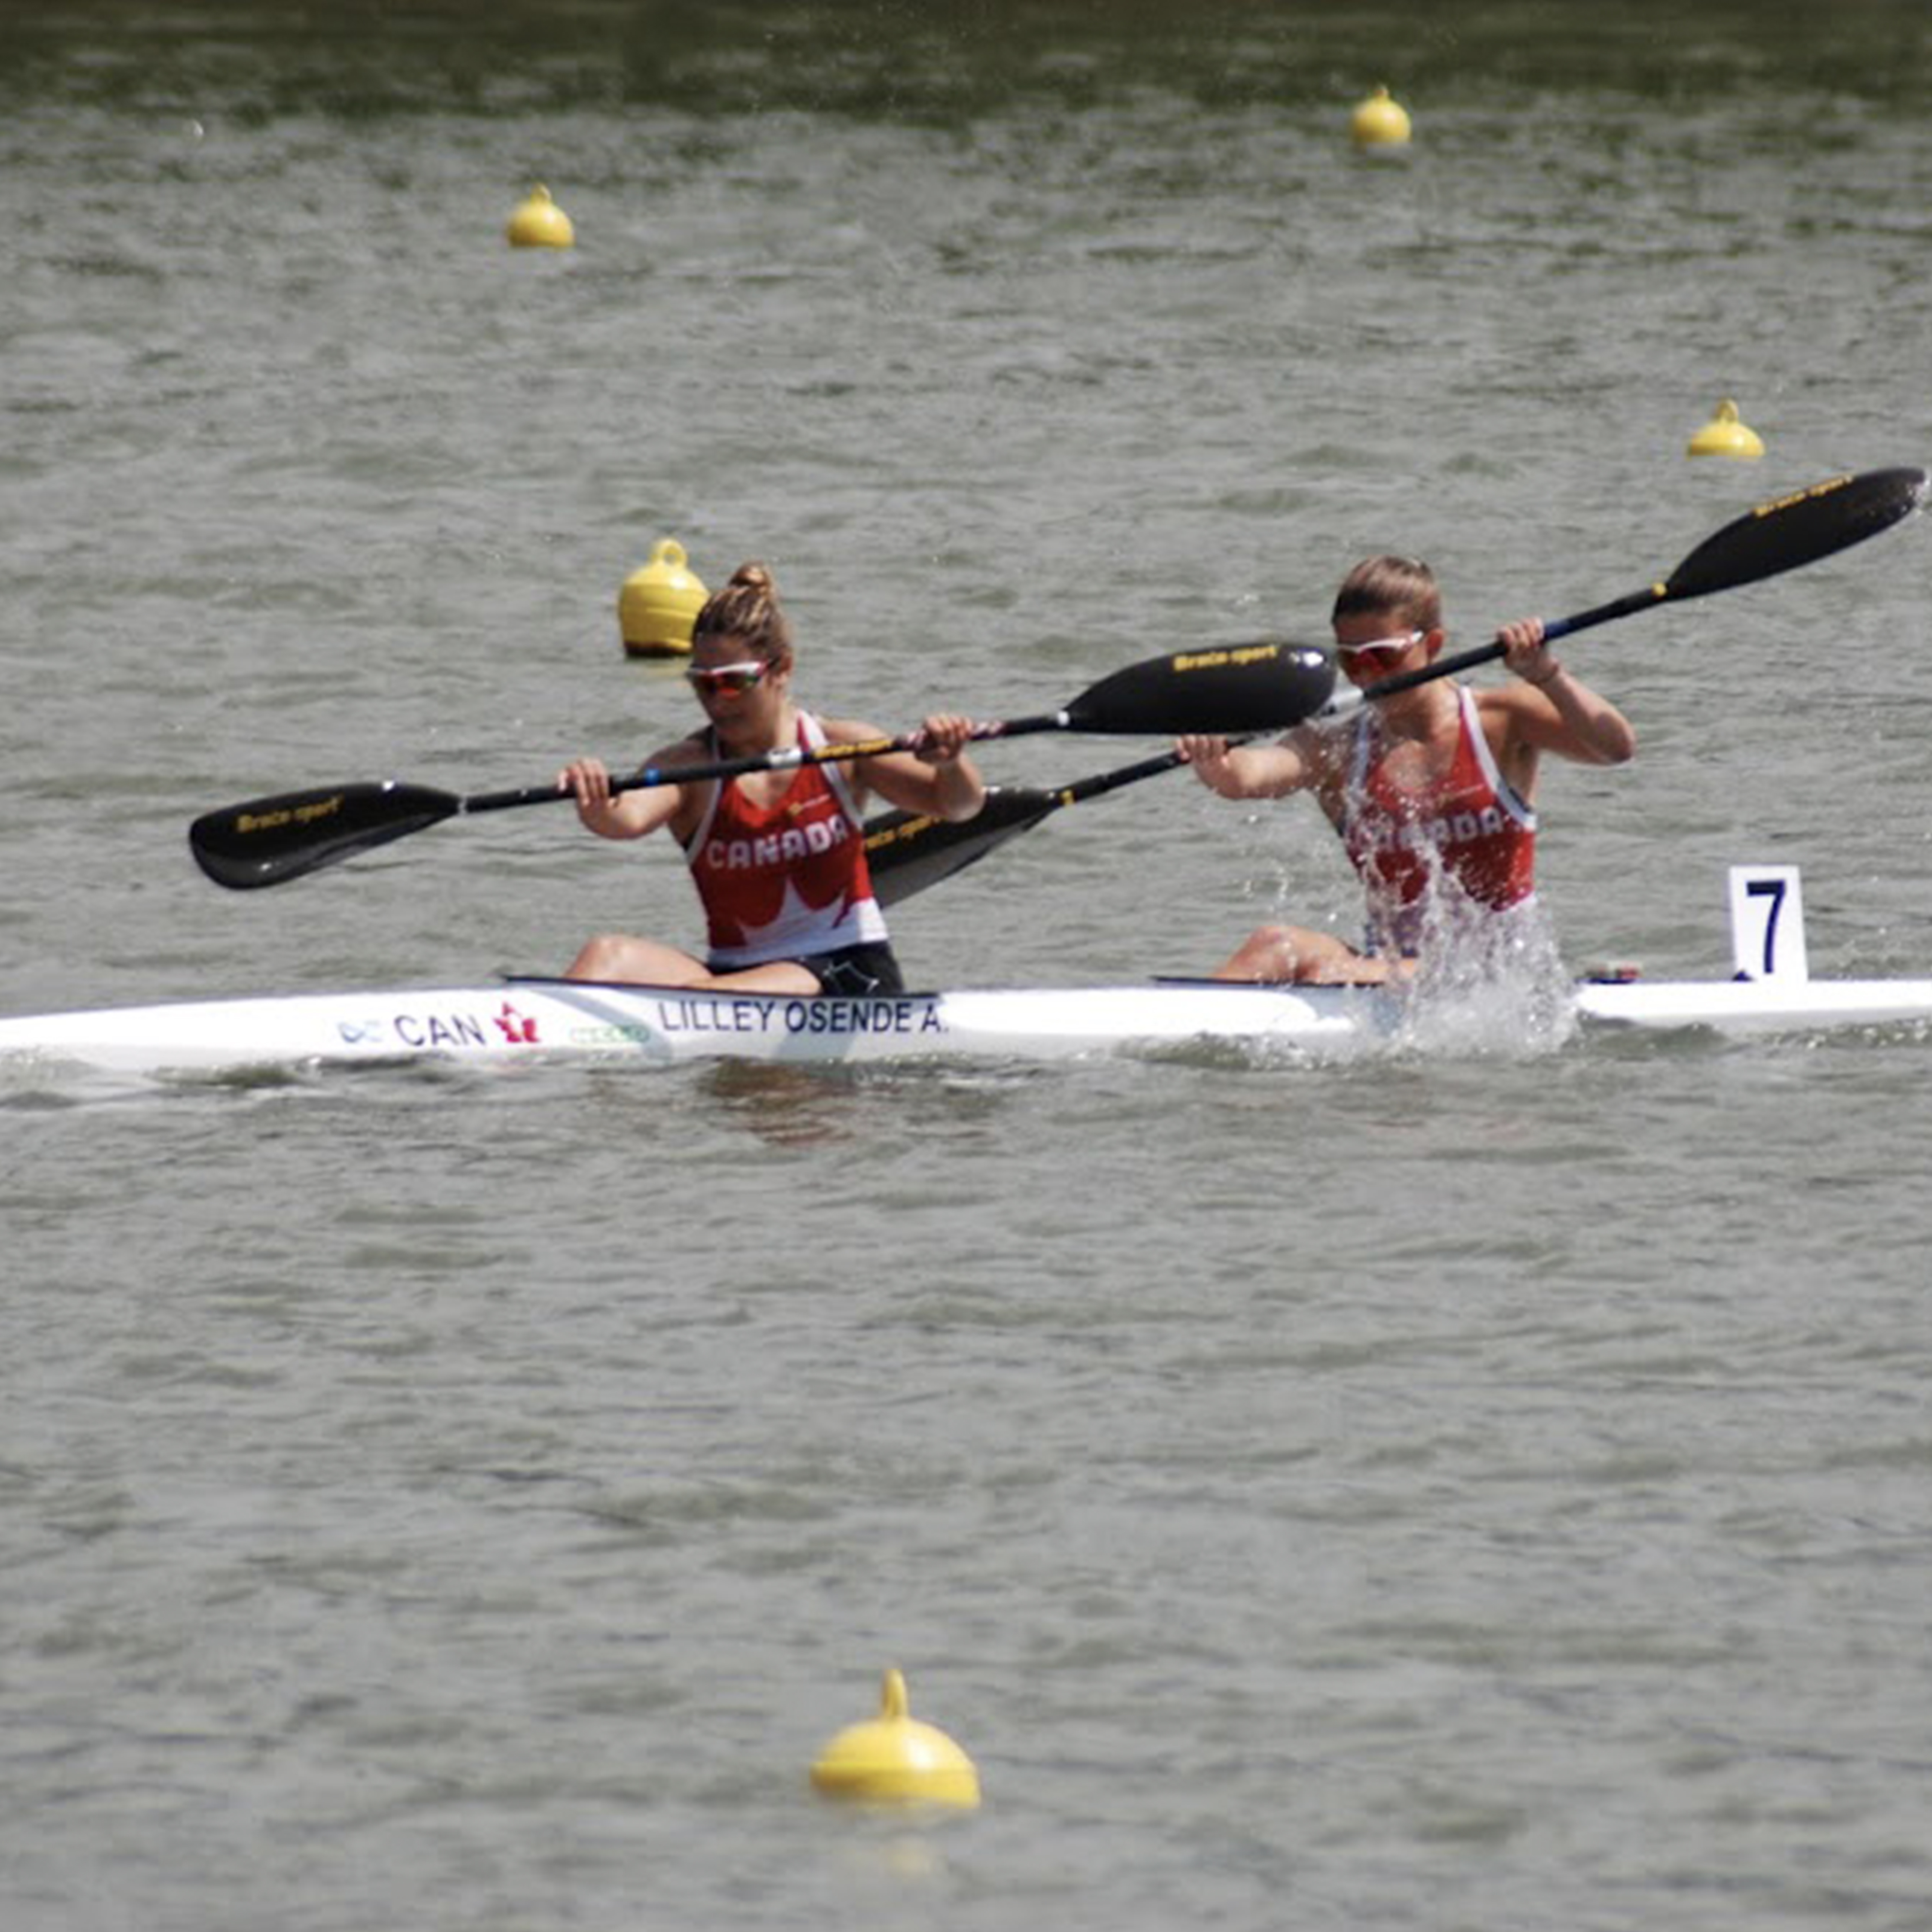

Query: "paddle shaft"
<box><xmin>188</xmin><ymin>469</ymin><xmax>1920</xmax><ymax>890</ymax></box>
<box><xmin>468</xmin><ymin>638</ymin><xmax>1334</xmax><ymax>807</ymax></box>
<box><xmin>189</xmin><ymin>640</ymin><xmax>1333</xmax><ymax>888</ymax></box>
<box><xmin>1343</xmin><ymin>465</ymin><xmax>1928</xmax><ymax>708</ymax></box>
<box><xmin>868</xmin><ymin>466</ymin><xmax>1930</xmax><ymax>896</ymax></box>
<box><xmin>464</xmin><ymin>711</ymin><xmax>1075</xmax><ymax>816</ymax></box>
<box><xmin>1343</xmin><ymin>584</ymin><xmax>1657</xmax><ymax>703</ymax></box>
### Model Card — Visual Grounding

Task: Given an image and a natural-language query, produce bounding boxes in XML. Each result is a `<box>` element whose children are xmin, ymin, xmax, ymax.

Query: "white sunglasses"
<box><xmin>1335</xmin><ymin>629</ymin><xmax>1425</xmax><ymax>658</ymax></box>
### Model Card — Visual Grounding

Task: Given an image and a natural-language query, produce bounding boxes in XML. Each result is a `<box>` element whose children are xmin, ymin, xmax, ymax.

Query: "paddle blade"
<box><xmin>189</xmin><ymin>780</ymin><xmax>462</xmax><ymax>890</ymax></box>
<box><xmin>1666</xmin><ymin>466</ymin><xmax>1928</xmax><ymax>601</ymax></box>
<box><xmin>864</xmin><ymin>788</ymin><xmax>1057</xmax><ymax>908</ymax></box>
<box><xmin>1063</xmin><ymin>641</ymin><xmax>1335</xmax><ymax>735</ymax></box>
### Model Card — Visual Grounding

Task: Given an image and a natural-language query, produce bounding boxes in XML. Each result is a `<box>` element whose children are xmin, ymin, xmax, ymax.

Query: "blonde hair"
<box><xmin>693</xmin><ymin>562</ymin><xmax>794</xmax><ymax>667</ymax></box>
<box><xmin>1332</xmin><ymin>556</ymin><xmax>1441</xmax><ymax>634</ymax></box>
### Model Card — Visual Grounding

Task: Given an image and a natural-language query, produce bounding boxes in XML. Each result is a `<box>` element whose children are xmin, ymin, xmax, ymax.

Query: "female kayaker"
<box><xmin>1177</xmin><ymin>554</ymin><xmax>1636</xmax><ymax>983</ymax></box>
<box><xmin>558</xmin><ymin>561</ymin><xmax>984</xmax><ymax>994</ymax></box>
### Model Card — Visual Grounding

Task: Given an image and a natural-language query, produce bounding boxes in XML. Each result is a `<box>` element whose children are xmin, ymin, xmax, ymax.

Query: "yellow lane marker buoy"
<box><xmin>506</xmin><ymin>184</ymin><xmax>575</xmax><ymax>249</ymax></box>
<box><xmin>1687</xmin><ymin>398</ymin><xmax>1765</xmax><ymax>460</ymax></box>
<box><xmin>1351</xmin><ymin>85</ymin><xmax>1412</xmax><ymax>150</ymax></box>
<box><xmin>618</xmin><ymin>538</ymin><xmax>708</xmax><ymax>658</ymax></box>
<box><xmin>810</xmin><ymin>1669</ymin><xmax>981</xmax><ymax>1810</ymax></box>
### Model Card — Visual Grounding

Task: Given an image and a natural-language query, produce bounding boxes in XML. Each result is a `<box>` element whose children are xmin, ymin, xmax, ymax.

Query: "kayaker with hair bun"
<box><xmin>559</xmin><ymin>561</ymin><xmax>984</xmax><ymax>995</ymax></box>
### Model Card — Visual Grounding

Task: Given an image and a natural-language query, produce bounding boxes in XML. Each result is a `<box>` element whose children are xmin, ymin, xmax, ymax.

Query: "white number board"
<box><xmin>1728</xmin><ymin>864</ymin><xmax>1809</xmax><ymax>983</ymax></box>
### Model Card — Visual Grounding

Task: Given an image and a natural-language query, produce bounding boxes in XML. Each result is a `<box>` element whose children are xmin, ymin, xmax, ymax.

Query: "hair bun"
<box><xmin>694</xmin><ymin>560</ymin><xmax>793</xmax><ymax>656</ymax></box>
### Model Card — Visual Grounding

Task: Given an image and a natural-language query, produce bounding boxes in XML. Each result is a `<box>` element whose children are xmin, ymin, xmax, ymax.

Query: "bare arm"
<box><xmin>1494</xmin><ymin>620</ymin><xmax>1637</xmax><ymax>768</ymax></box>
<box><xmin>838</xmin><ymin>713</ymin><xmax>987</xmax><ymax>823</ymax></box>
<box><xmin>1176</xmin><ymin>726</ymin><xmax>1332</xmax><ymax>800</ymax></box>
<box><xmin>557</xmin><ymin>741</ymin><xmax>695</xmax><ymax>841</ymax></box>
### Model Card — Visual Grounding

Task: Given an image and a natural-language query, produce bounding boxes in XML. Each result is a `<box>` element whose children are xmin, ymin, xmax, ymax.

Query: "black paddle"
<box><xmin>1355</xmin><ymin>464</ymin><xmax>1928</xmax><ymax>704</ymax></box>
<box><xmin>188</xmin><ymin>641</ymin><xmax>1334</xmax><ymax>890</ymax></box>
<box><xmin>861</xmin><ymin>465</ymin><xmax>1929</xmax><ymax>902</ymax></box>
<box><xmin>865</xmin><ymin>747</ymin><xmax>1202</xmax><ymax>907</ymax></box>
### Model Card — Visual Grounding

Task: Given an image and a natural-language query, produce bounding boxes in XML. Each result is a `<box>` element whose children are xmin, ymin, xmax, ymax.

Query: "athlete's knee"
<box><xmin>565</xmin><ymin>934</ymin><xmax>628</xmax><ymax>981</ymax></box>
<box><xmin>1212</xmin><ymin>924</ymin><xmax>1298</xmax><ymax>982</ymax></box>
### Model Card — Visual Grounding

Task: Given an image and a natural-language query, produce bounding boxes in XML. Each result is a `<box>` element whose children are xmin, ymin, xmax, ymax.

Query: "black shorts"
<box><xmin>796</xmin><ymin>941</ymin><xmax>905</xmax><ymax>997</ymax></box>
<box><xmin>705</xmin><ymin>940</ymin><xmax>905</xmax><ymax>997</ymax></box>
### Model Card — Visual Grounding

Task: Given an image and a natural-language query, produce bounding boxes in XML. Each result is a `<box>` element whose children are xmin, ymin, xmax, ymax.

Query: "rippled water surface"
<box><xmin>4</xmin><ymin>5</ymin><xmax>1932</xmax><ymax>1929</ymax></box>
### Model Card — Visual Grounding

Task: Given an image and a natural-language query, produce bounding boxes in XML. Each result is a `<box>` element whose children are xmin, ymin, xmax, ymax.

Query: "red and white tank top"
<box><xmin>1340</xmin><ymin>685</ymin><xmax>1537</xmax><ymax>951</ymax></box>
<box><xmin>682</xmin><ymin>712</ymin><xmax>889</xmax><ymax>966</ymax></box>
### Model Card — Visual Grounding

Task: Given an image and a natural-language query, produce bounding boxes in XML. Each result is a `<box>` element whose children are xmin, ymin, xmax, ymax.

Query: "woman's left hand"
<box><xmin>913</xmin><ymin>713</ymin><xmax>980</xmax><ymax>762</ymax></box>
<box><xmin>1497</xmin><ymin>617</ymin><xmax>1561</xmax><ymax>688</ymax></box>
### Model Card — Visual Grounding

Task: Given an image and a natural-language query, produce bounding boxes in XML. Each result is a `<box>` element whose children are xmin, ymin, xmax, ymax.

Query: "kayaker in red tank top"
<box><xmin>684</xmin><ymin>711</ymin><xmax>887</xmax><ymax>965</ymax></box>
<box><xmin>1340</xmin><ymin>682</ymin><xmax>1537</xmax><ymax>955</ymax></box>
<box><xmin>1176</xmin><ymin>554</ymin><xmax>1635</xmax><ymax>984</ymax></box>
<box><xmin>556</xmin><ymin>561</ymin><xmax>984</xmax><ymax>995</ymax></box>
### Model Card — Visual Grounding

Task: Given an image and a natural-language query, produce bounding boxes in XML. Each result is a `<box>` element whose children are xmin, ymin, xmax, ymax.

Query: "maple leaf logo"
<box><xmin>493</xmin><ymin>1002</ymin><xmax>541</xmax><ymax>1046</ymax></box>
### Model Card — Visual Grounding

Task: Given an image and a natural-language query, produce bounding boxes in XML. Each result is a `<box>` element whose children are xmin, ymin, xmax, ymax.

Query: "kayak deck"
<box><xmin>0</xmin><ymin>979</ymin><xmax>1393</xmax><ymax>1076</ymax></box>
<box><xmin>3</xmin><ymin>868</ymin><xmax>1928</xmax><ymax>1081</ymax></box>
<box><xmin>2</xmin><ymin>972</ymin><xmax>1930</xmax><ymax>1082</ymax></box>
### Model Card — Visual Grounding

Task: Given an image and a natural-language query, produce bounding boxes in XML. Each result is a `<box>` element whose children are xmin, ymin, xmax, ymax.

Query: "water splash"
<box><xmin>1391</xmin><ymin>889</ymin><xmax>1579</xmax><ymax>1060</ymax></box>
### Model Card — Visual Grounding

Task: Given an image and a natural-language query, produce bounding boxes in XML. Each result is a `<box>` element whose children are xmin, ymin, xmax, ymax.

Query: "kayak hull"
<box><xmin>3</xmin><ymin>972</ymin><xmax>1930</xmax><ymax>1080</ymax></box>
<box><xmin>0</xmin><ymin>979</ymin><xmax>1385</xmax><ymax>1076</ymax></box>
<box><xmin>5</xmin><ymin>866</ymin><xmax>1925</xmax><ymax>1079</ymax></box>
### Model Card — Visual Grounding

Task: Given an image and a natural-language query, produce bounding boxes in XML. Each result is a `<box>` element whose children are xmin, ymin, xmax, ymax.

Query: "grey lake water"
<box><xmin>4</xmin><ymin>4</ymin><xmax>1932</xmax><ymax>1928</ymax></box>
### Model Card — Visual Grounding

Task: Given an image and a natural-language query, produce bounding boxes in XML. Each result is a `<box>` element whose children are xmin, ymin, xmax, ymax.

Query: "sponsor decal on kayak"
<box><xmin>569</xmin><ymin>995</ymin><xmax>946</xmax><ymax>1047</ymax></box>
<box><xmin>334</xmin><ymin>1001</ymin><xmax>543</xmax><ymax>1050</ymax></box>
<box><xmin>653</xmin><ymin>995</ymin><xmax>944</xmax><ymax>1037</ymax></box>
<box><xmin>330</xmin><ymin>994</ymin><xmax>942</xmax><ymax>1054</ymax></box>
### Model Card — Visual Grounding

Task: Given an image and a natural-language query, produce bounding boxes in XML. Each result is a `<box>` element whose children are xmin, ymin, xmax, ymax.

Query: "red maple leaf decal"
<box><xmin>494</xmin><ymin>1002</ymin><xmax>541</xmax><ymax>1045</ymax></box>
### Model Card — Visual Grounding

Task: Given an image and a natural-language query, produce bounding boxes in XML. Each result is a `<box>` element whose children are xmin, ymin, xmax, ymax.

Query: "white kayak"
<box><xmin>2</xmin><ymin>867</ymin><xmax>1927</xmax><ymax>1080</ymax></box>
<box><xmin>2</xmin><ymin>972</ymin><xmax>1930</xmax><ymax>1081</ymax></box>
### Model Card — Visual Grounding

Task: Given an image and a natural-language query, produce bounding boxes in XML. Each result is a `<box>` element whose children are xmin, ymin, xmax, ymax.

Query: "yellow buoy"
<box><xmin>506</xmin><ymin>183</ymin><xmax>575</xmax><ymax>249</ymax></box>
<box><xmin>1351</xmin><ymin>85</ymin><xmax>1412</xmax><ymax>150</ymax></box>
<box><xmin>810</xmin><ymin>1669</ymin><xmax>981</xmax><ymax>1810</ymax></box>
<box><xmin>617</xmin><ymin>538</ymin><xmax>708</xmax><ymax>658</ymax></box>
<box><xmin>1687</xmin><ymin>398</ymin><xmax>1765</xmax><ymax>460</ymax></box>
